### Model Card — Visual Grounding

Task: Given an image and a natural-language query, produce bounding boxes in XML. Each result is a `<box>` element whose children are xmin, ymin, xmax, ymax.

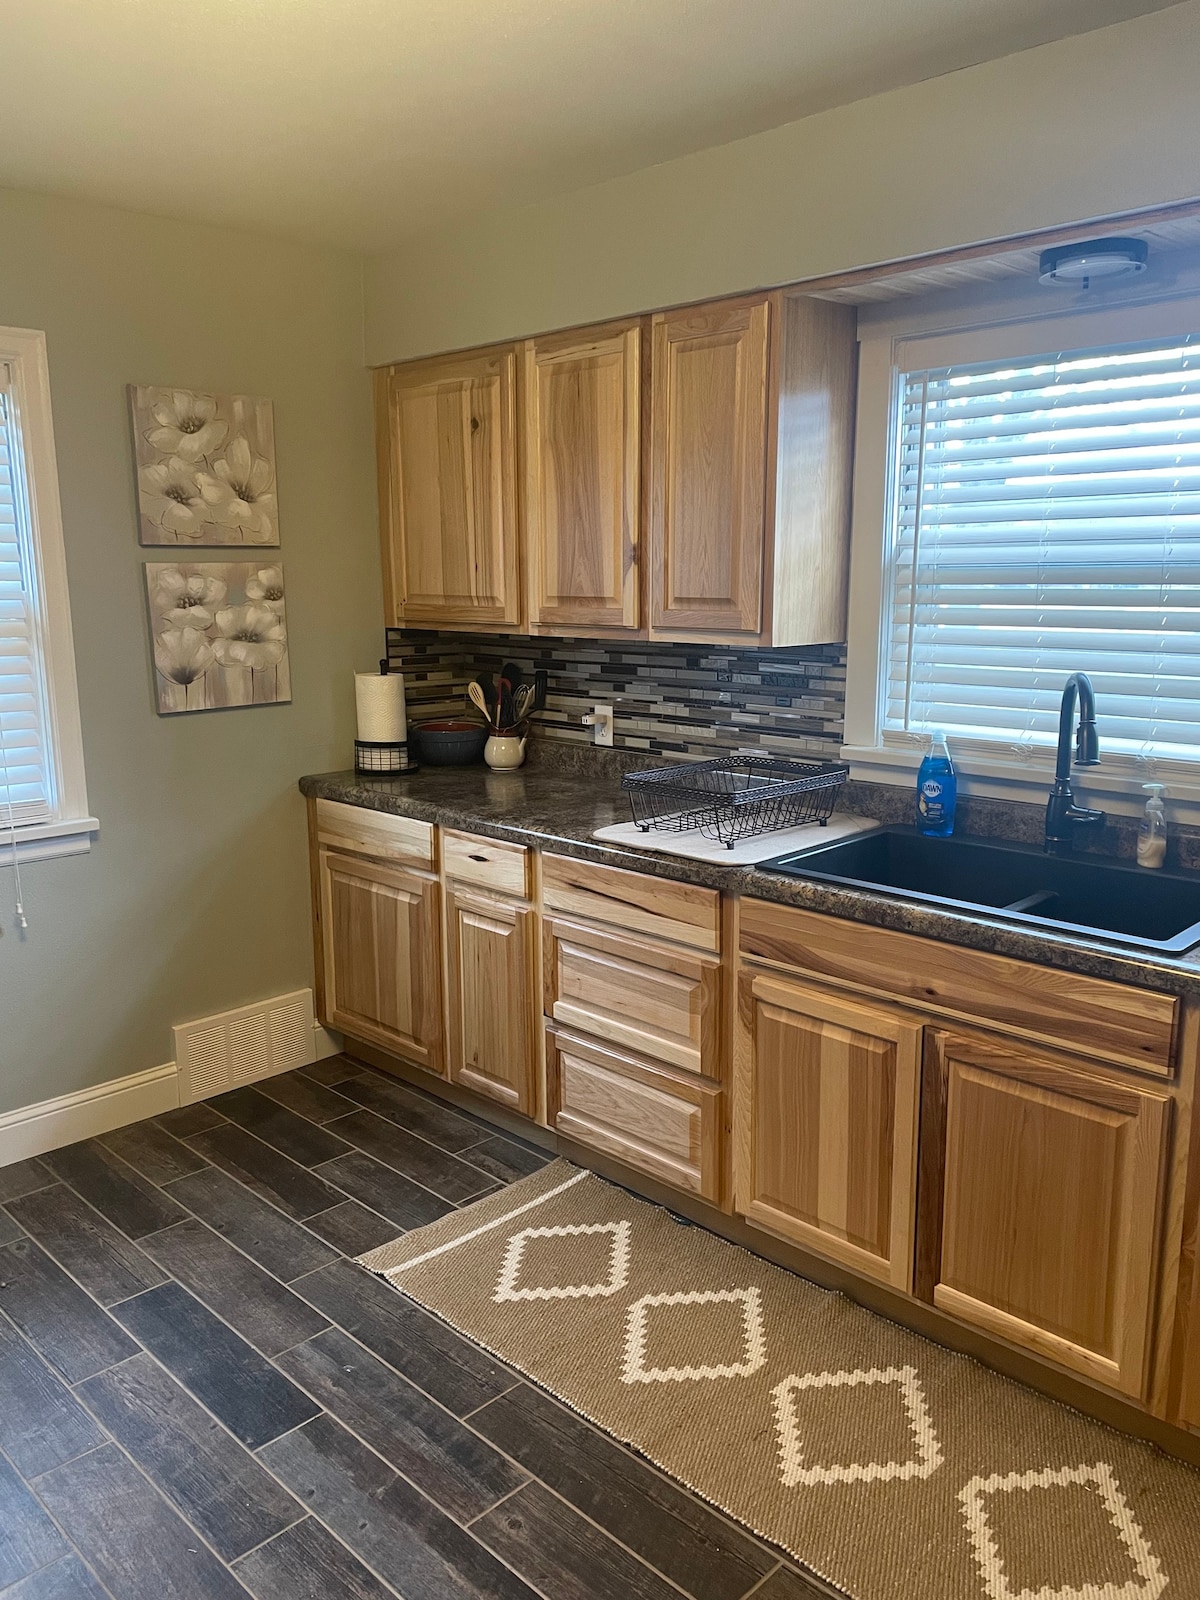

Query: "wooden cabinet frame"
<box><xmin>922</xmin><ymin>1029</ymin><xmax>1170</xmax><ymax>1398</ymax></box>
<box><xmin>733</xmin><ymin>971</ymin><xmax>922</xmax><ymax>1289</ymax></box>
<box><xmin>317</xmin><ymin>847</ymin><xmax>443</xmax><ymax>1073</ymax></box>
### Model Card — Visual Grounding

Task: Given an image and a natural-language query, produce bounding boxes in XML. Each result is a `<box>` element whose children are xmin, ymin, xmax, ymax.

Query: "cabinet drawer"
<box><xmin>545</xmin><ymin>918</ymin><xmax>722</xmax><ymax>1078</ymax></box>
<box><xmin>739</xmin><ymin>898</ymin><xmax>1178</xmax><ymax>1077</ymax></box>
<box><xmin>314</xmin><ymin>798</ymin><xmax>435</xmax><ymax>871</ymax></box>
<box><xmin>543</xmin><ymin>853</ymin><xmax>720</xmax><ymax>952</ymax></box>
<box><xmin>443</xmin><ymin>829</ymin><xmax>531</xmax><ymax>898</ymax></box>
<box><xmin>548</xmin><ymin>1028</ymin><xmax>722</xmax><ymax>1201</ymax></box>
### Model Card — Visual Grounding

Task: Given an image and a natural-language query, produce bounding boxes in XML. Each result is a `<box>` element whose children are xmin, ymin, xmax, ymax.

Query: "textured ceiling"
<box><xmin>0</xmin><ymin>0</ymin><xmax>1182</xmax><ymax>251</ymax></box>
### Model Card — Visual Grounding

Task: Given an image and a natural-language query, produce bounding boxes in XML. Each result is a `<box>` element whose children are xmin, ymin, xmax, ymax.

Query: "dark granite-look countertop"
<box><xmin>300</xmin><ymin>758</ymin><xmax>1200</xmax><ymax>1002</ymax></box>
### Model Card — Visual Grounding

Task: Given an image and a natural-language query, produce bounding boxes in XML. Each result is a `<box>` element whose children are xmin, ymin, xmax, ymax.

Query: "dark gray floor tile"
<box><xmin>298</xmin><ymin>1055</ymin><xmax>367</xmax><ymax>1087</ymax></box>
<box><xmin>471</xmin><ymin>1384</ymin><xmax>776</xmax><ymax>1600</ymax></box>
<box><xmin>188</xmin><ymin>1124</ymin><xmax>343</xmax><ymax>1220</ymax></box>
<box><xmin>304</xmin><ymin>1199</ymin><xmax>402</xmax><ymax>1257</ymax></box>
<box><xmin>254</xmin><ymin>1071</ymin><xmax>360</xmax><ymax>1125</ymax></box>
<box><xmin>326</xmin><ymin>1075</ymin><xmax>489</xmax><ymax>1153</ymax></box>
<box><xmin>113</xmin><ymin>1282</ymin><xmax>320</xmax><ymax>1449</ymax></box>
<box><xmin>458</xmin><ymin>1136</ymin><xmax>550</xmax><ymax>1186</ymax></box>
<box><xmin>78</xmin><ymin>1352</ymin><xmax>304</xmax><ymax>1562</ymax></box>
<box><xmin>43</xmin><ymin>1141</ymin><xmax>186</xmax><ymax>1239</ymax></box>
<box><xmin>0</xmin><ymin>1158</ymin><xmax>54</xmax><ymax>1204</ymax></box>
<box><xmin>473</xmin><ymin>1479</ymin><xmax>685</xmax><ymax>1600</ymax></box>
<box><xmin>0</xmin><ymin>1450</ymin><xmax>69</xmax><ymax>1589</ymax></box>
<box><xmin>139</xmin><ymin>1219</ymin><xmax>328</xmax><ymax>1356</ymax></box>
<box><xmin>315</xmin><ymin>1150</ymin><xmax>453</xmax><ymax>1231</ymax></box>
<box><xmin>0</xmin><ymin>1240</ymin><xmax>138</xmax><ymax>1384</ymax></box>
<box><xmin>156</xmin><ymin>1103</ymin><xmax>227</xmax><ymax>1138</ymax></box>
<box><xmin>0</xmin><ymin>1209</ymin><xmax>24</xmax><ymax>1247</ymax></box>
<box><xmin>99</xmin><ymin>1119</ymin><xmax>209</xmax><ymax>1186</ymax></box>
<box><xmin>36</xmin><ymin>1444</ymin><xmax>251</xmax><ymax>1600</ymax></box>
<box><xmin>208</xmin><ymin>1087</ymin><xmax>351</xmax><ymax>1167</ymax></box>
<box><xmin>0</xmin><ymin>1553</ymin><xmax>110</xmax><ymax>1600</ymax></box>
<box><xmin>5</xmin><ymin>1184</ymin><xmax>168</xmax><ymax>1306</ymax></box>
<box><xmin>750</xmin><ymin>1564</ymin><xmax>840</xmax><ymax>1599</ymax></box>
<box><xmin>234</xmin><ymin>1517</ymin><xmax>399</xmax><ymax>1600</ymax></box>
<box><xmin>325</xmin><ymin>1111</ymin><xmax>493</xmax><ymax>1202</ymax></box>
<box><xmin>165</xmin><ymin>1165</ymin><xmax>339</xmax><ymax>1280</ymax></box>
<box><xmin>259</xmin><ymin>1415</ymin><xmax>538</xmax><ymax>1600</ymax></box>
<box><xmin>0</xmin><ymin>1314</ymin><xmax>105</xmax><ymax>1478</ymax></box>
<box><xmin>277</xmin><ymin>1327</ymin><xmax>525</xmax><ymax>1522</ymax></box>
<box><xmin>293</xmin><ymin>1261</ymin><xmax>513</xmax><ymax>1416</ymax></box>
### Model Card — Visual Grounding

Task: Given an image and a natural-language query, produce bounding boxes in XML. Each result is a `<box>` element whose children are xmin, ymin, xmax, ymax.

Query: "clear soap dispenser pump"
<box><xmin>1137</xmin><ymin>783</ymin><xmax>1168</xmax><ymax>869</ymax></box>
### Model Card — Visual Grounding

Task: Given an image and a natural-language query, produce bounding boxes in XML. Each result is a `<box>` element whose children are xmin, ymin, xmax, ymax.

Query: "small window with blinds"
<box><xmin>0</xmin><ymin>362</ymin><xmax>54</xmax><ymax>826</ymax></box>
<box><xmin>0</xmin><ymin>326</ymin><xmax>89</xmax><ymax>863</ymax></box>
<box><xmin>886</xmin><ymin>333</ymin><xmax>1200</xmax><ymax>763</ymax></box>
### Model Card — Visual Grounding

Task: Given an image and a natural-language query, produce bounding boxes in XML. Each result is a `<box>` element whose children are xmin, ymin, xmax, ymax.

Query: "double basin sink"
<box><xmin>760</xmin><ymin>826</ymin><xmax>1200</xmax><ymax>955</ymax></box>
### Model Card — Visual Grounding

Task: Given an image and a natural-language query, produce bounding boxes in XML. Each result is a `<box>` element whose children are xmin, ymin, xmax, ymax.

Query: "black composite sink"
<box><xmin>758</xmin><ymin>826</ymin><xmax>1200</xmax><ymax>954</ymax></box>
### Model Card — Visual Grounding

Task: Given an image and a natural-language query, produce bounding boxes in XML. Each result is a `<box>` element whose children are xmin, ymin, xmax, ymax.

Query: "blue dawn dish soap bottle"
<box><xmin>916</xmin><ymin>731</ymin><xmax>957</xmax><ymax>837</ymax></box>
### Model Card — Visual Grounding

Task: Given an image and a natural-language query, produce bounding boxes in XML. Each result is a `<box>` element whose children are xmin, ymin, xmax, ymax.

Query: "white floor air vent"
<box><xmin>174</xmin><ymin>989</ymin><xmax>317</xmax><ymax>1104</ymax></box>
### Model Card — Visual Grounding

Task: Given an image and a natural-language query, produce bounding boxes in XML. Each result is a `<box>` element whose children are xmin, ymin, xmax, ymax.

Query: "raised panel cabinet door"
<box><xmin>445</xmin><ymin>888</ymin><xmax>537</xmax><ymax>1115</ymax></box>
<box><xmin>318</xmin><ymin>849</ymin><xmax>443</xmax><ymax>1073</ymax></box>
<box><xmin>377</xmin><ymin>347</ymin><xmax>521</xmax><ymax>629</ymax></box>
<box><xmin>928</xmin><ymin>1031</ymin><xmax>1170</xmax><ymax>1398</ymax></box>
<box><xmin>523</xmin><ymin>322</ymin><xmax>640</xmax><ymax>633</ymax></box>
<box><xmin>733</xmin><ymin>974</ymin><xmax>922</xmax><ymax>1289</ymax></box>
<box><xmin>648</xmin><ymin>297</ymin><xmax>770</xmax><ymax>640</ymax></box>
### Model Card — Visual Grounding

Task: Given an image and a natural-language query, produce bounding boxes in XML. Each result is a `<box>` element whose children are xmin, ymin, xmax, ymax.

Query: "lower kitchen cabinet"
<box><xmin>317</xmin><ymin>847</ymin><xmax>442</xmax><ymax>1072</ymax></box>
<box><xmin>548</xmin><ymin>1026</ymin><xmax>723</xmax><ymax>1201</ymax></box>
<box><xmin>926</xmin><ymin>1030</ymin><xmax>1170</xmax><ymax>1399</ymax></box>
<box><xmin>733</xmin><ymin>973</ymin><xmax>922</xmax><ymax>1289</ymax></box>
<box><xmin>445</xmin><ymin>886</ymin><xmax>538</xmax><ymax>1115</ymax></box>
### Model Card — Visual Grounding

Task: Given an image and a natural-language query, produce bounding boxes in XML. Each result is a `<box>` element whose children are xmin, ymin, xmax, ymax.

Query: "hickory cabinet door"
<box><xmin>445</xmin><ymin>887</ymin><xmax>537</xmax><ymax>1115</ymax></box>
<box><xmin>523</xmin><ymin>322</ymin><xmax>641</xmax><ymax>633</ymax></box>
<box><xmin>378</xmin><ymin>346</ymin><xmax>521</xmax><ymax>629</ymax></box>
<box><xmin>648</xmin><ymin>296</ymin><xmax>770</xmax><ymax>640</ymax></box>
<box><xmin>318</xmin><ymin>848</ymin><xmax>442</xmax><ymax>1073</ymax></box>
<box><xmin>926</xmin><ymin>1030</ymin><xmax>1169</xmax><ymax>1398</ymax></box>
<box><xmin>734</xmin><ymin>973</ymin><xmax>923</xmax><ymax>1289</ymax></box>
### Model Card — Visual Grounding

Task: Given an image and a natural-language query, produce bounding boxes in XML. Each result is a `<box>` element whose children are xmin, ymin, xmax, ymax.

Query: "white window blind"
<box><xmin>0</xmin><ymin>360</ymin><xmax>54</xmax><ymax>826</ymax></box>
<box><xmin>887</xmin><ymin>334</ymin><xmax>1200</xmax><ymax>761</ymax></box>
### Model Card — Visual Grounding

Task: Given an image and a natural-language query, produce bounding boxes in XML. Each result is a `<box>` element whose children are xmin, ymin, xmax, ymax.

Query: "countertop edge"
<box><xmin>300</xmin><ymin>770</ymin><xmax>1200</xmax><ymax>1002</ymax></box>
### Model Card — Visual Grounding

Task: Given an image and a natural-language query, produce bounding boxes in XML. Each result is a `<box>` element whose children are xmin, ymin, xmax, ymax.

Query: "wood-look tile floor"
<box><xmin>0</xmin><ymin>1056</ymin><xmax>831</xmax><ymax>1600</ymax></box>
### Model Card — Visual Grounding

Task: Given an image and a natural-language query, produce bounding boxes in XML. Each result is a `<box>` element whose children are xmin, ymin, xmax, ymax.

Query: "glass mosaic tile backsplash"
<box><xmin>387</xmin><ymin>630</ymin><xmax>846</xmax><ymax>762</ymax></box>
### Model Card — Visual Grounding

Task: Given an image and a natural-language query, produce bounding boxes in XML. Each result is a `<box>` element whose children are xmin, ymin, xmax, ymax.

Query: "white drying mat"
<box><xmin>591</xmin><ymin>812</ymin><xmax>879</xmax><ymax>864</ymax></box>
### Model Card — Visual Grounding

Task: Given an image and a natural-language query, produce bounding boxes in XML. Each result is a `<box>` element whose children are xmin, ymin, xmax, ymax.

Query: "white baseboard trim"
<box><xmin>0</xmin><ymin>1018</ymin><xmax>347</xmax><ymax>1172</ymax></box>
<box><xmin>0</xmin><ymin>1061</ymin><xmax>180</xmax><ymax>1168</ymax></box>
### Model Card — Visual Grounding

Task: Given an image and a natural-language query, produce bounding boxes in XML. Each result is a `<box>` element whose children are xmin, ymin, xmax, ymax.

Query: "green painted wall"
<box><xmin>365</xmin><ymin>1</ymin><xmax>1200</xmax><ymax>362</ymax></box>
<box><xmin>0</xmin><ymin>187</ymin><xmax>380</xmax><ymax>1114</ymax></box>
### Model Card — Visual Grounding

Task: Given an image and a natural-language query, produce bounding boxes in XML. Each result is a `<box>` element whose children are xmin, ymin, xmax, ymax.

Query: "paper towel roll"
<box><xmin>355</xmin><ymin>672</ymin><xmax>407</xmax><ymax>742</ymax></box>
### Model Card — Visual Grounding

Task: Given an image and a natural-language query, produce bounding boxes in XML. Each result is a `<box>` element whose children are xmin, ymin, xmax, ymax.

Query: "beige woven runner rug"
<box><xmin>358</xmin><ymin>1160</ymin><xmax>1200</xmax><ymax>1599</ymax></box>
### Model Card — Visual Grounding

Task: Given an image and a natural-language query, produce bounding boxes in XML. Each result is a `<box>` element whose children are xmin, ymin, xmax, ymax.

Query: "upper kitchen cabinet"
<box><xmin>648</xmin><ymin>292</ymin><xmax>857</xmax><ymax>646</ymax></box>
<box><xmin>522</xmin><ymin>320</ymin><xmax>641</xmax><ymax>634</ymax></box>
<box><xmin>375</xmin><ymin>345</ymin><xmax>522</xmax><ymax>631</ymax></box>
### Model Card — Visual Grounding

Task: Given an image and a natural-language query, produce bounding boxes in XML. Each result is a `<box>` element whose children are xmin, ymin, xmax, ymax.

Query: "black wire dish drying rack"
<box><xmin>621</xmin><ymin>754</ymin><xmax>849</xmax><ymax>849</ymax></box>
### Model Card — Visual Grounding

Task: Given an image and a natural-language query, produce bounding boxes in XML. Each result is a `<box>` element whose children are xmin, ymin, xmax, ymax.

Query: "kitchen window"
<box><xmin>0</xmin><ymin>326</ymin><xmax>92</xmax><ymax>863</ymax></box>
<box><xmin>843</xmin><ymin>293</ymin><xmax>1200</xmax><ymax>806</ymax></box>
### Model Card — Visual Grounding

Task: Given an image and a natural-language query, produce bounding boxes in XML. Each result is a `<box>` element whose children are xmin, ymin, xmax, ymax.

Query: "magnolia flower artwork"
<box><xmin>145</xmin><ymin>563</ymin><xmax>291</xmax><ymax>713</ymax></box>
<box><xmin>129</xmin><ymin>385</ymin><xmax>280</xmax><ymax>546</ymax></box>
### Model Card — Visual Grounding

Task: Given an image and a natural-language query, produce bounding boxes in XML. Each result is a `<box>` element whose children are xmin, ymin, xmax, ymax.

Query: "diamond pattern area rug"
<box><xmin>358</xmin><ymin>1160</ymin><xmax>1199</xmax><ymax>1599</ymax></box>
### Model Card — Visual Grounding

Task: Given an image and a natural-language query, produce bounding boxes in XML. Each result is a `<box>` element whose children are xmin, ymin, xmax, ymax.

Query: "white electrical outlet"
<box><xmin>582</xmin><ymin>703</ymin><xmax>614</xmax><ymax>746</ymax></box>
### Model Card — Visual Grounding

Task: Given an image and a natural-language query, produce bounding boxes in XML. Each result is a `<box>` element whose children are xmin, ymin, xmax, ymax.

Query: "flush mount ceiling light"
<box><xmin>1038</xmin><ymin>236</ymin><xmax>1148</xmax><ymax>288</ymax></box>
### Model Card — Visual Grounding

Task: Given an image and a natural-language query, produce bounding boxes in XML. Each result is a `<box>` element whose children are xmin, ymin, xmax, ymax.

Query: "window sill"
<box><xmin>842</xmin><ymin>746</ymin><xmax>1200</xmax><ymax>827</ymax></box>
<box><xmin>4</xmin><ymin>816</ymin><xmax>99</xmax><ymax>864</ymax></box>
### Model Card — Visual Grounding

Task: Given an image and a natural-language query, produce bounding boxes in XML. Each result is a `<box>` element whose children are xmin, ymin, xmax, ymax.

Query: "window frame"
<box><xmin>843</xmin><ymin>288</ymin><xmax>1200</xmax><ymax>819</ymax></box>
<box><xmin>0</xmin><ymin>325</ymin><xmax>94</xmax><ymax>862</ymax></box>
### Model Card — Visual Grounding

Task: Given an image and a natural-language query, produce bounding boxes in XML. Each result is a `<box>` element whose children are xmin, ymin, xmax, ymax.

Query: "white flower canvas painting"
<box><xmin>146</xmin><ymin>563</ymin><xmax>291</xmax><ymax>714</ymax></box>
<box><xmin>130</xmin><ymin>385</ymin><xmax>279</xmax><ymax>545</ymax></box>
